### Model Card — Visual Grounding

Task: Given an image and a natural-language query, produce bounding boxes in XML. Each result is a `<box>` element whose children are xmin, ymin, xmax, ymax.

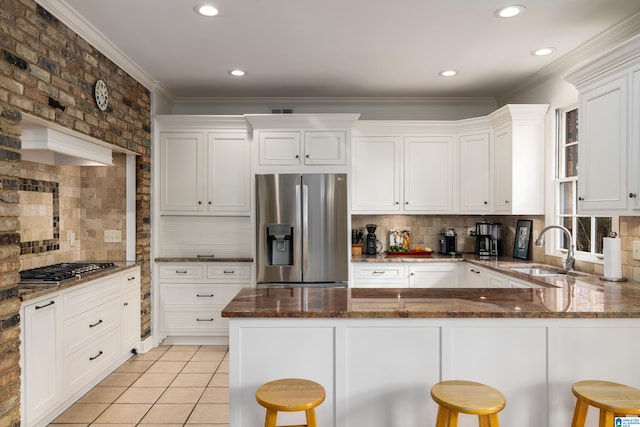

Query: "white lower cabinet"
<box><xmin>409</xmin><ymin>264</ymin><xmax>459</xmax><ymax>288</ymax></box>
<box><xmin>158</xmin><ymin>263</ymin><xmax>250</xmax><ymax>340</ymax></box>
<box><xmin>23</xmin><ymin>296</ymin><xmax>62</xmax><ymax>426</ymax></box>
<box><xmin>351</xmin><ymin>263</ymin><xmax>407</xmax><ymax>288</ymax></box>
<box><xmin>21</xmin><ymin>266</ymin><xmax>141</xmax><ymax>427</ymax></box>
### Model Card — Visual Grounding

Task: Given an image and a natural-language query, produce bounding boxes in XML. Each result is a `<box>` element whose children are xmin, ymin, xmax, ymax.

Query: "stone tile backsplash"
<box><xmin>19</xmin><ymin>153</ymin><xmax>127</xmax><ymax>270</ymax></box>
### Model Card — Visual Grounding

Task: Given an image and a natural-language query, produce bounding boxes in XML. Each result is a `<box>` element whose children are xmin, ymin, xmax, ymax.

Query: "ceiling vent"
<box><xmin>270</xmin><ymin>107</ymin><xmax>294</xmax><ymax>114</ymax></box>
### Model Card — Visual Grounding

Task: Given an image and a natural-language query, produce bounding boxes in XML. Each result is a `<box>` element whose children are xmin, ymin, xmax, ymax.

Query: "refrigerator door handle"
<box><xmin>301</xmin><ymin>183</ymin><xmax>309</xmax><ymax>278</ymax></box>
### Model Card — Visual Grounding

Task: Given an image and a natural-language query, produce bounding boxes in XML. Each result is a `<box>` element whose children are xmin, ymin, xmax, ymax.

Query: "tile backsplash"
<box><xmin>19</xmin><ymin>153</ymin><xmax>127</xmax><ymax>270</ymax></box>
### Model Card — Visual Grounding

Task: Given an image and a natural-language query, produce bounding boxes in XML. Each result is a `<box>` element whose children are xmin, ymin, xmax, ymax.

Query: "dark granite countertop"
<box><xmin>154</xmin><ymin>257</ymin><xmax>253</xmax><ymax>263</ymax></box>
<box><xmin>19</xmin><ymin>262</ymin><xmax>139</xmax><ymax>302</ymax></box>
<box><xmin>223</xmin><ymin>255</ymin><xmax>640</xmax><ymax>318</ymax></box>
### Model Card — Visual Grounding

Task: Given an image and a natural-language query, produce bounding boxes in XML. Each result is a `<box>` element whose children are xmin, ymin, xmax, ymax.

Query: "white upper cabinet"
<box><xmin>489</xmin><ymin>104</ymin><xmax>548</xmax><ymax>215</ymax></box>
<box><xmin>351</xmin><ymin>136</ymin><xmax>401</xmax><ymax>212</ymax></box>
<box><xmin>404</xmin><ymin>136</ymin><xmax>454</xmax><ymax>212</ymax></box>
<box><xmin>458</xmin><ymin>131</ymin><xmax>490</xmax><ymax>213</ymax></box>
<box><xmin>157</xmin><ymin>116</ymin><xmax>251</xmax><ymax>215</ymax></box>
<box><xmin>351</xmin><ymin>123</ymin><xmax>455</xmax><ymax>214</ymax></box>
<box><xmin>246</xmin><ymin>114</ymin><xmax>359</xmax><ymax>173</ymax></box>
<box><xmin>566</xmin><ymin>37</ymin><xmax>640</xmax><ymax>215</ymax></box>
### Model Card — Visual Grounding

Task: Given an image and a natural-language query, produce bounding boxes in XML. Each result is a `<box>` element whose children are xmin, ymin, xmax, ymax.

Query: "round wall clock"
<box><xmin>94</xmin><ymin>79</ymin><xmax>109</xmax><ymax>111</ymax></box>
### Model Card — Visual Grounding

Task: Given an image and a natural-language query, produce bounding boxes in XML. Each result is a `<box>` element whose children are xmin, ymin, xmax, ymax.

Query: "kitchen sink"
<box><xmin>510</xmin><ymin>267</ymin><xmax>584</xmax><ymax>277</ymax></box>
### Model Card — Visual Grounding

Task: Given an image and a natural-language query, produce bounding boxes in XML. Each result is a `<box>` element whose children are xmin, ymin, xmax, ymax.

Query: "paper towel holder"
<box><xmin>600</xmin><ymin>232</ymin><xmax>628</xmax><ymax>282</ymax></box>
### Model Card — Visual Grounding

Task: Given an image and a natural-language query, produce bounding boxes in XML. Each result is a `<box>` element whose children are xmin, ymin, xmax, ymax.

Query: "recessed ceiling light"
<box><xmin>229</xmin><ymin>69</ymin><xmax>247</xmax><ymax>77</ymax></box>
<box><xmin>532</xmin><ymin>47</ymin><xmax>556</xmax><ymax>56</ymax></box>
<box><xmin>495</xmin><ymin>5</ymin><xmax>526</xmax><ymax>18</ymax></box>
<box><xmin>194</xmin><ymin>4</ymin><xmax>219</xmax><ymax>17</ymax></box>
<box><xmin>439</xmin><ymin>70</ymin><xmax>457</xmax><ymax>77</ymax></box>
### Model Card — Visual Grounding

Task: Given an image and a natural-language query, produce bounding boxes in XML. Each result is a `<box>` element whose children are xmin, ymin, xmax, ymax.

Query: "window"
<box><xmin>556</xmin><ymin>107</ymin><xmax>617</xmax><ymax>259</ymax></box>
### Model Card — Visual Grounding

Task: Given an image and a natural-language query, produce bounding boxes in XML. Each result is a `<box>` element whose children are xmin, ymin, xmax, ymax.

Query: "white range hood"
<box><xmin>21</xmin><ymin>124</ymin><xmax>113</xmax><ymax>166</ymax></box>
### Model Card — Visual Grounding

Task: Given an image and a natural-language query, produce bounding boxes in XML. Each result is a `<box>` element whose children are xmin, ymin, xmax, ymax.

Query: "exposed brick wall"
<box><xmin>0</xmin><ymin>1</ymin><xmax>152</xmax><ymax>424</ymax></box>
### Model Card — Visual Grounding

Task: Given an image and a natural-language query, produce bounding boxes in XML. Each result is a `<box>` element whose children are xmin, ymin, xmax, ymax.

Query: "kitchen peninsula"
<box><xmin>222</xmin><ymin>264</ymin><xmax>640</xmax><ymax>427</ymax></box>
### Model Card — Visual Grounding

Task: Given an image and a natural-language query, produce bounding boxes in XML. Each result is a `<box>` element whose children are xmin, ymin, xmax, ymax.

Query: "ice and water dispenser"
<box><xmin>266</xmin><ymin>224</ymin><xmax>294</xmax><ymax>266</ymax></box>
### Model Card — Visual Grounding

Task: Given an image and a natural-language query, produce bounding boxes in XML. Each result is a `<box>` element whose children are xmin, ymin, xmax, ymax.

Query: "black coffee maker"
<box><xmin>365</xmin><ymin>224</ymin><xmax>378</xmax><ymax>255</ymax></box>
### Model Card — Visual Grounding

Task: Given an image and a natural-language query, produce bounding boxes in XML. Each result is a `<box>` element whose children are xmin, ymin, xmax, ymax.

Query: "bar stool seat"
<box><xmin>571</xmin><ymin>380</ymin><xmax>640</xmax><ymax>427</ymax></box>
<box><xmin>430</xmin><ymin>380</ymin><xmax>506</xmax><ymax>427</ymax></box>
<box><xmin>256</xmin><ymin>378</ymin><xmax>326</xmax><ymax>427</ymax></box>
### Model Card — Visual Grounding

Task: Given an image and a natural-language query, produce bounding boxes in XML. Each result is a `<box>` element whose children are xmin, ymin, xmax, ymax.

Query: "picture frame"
<box><xmin>513</xmin><ymin>219</ymin><xmax>533</xmax><ymax>260</ymax></box>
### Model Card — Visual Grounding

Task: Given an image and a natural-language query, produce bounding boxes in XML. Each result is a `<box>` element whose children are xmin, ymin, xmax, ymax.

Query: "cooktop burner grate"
<box><xmin>19</xmin><ymin>262</ymin><xmax>116</xmax><ymax>286</ymax></box>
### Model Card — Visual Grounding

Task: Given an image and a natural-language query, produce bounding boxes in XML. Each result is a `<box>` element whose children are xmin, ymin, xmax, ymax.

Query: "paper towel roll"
<box><xmin>603</xmin><ymin>237</ymin><xmax>622</xmax><ymax>279</ymax></box>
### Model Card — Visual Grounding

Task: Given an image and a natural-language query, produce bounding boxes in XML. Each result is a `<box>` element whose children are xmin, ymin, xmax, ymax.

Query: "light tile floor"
<box><xmin>48</xmin><ymin>345</ymin><xmax>229</xmax><ymax>426</ymax></box>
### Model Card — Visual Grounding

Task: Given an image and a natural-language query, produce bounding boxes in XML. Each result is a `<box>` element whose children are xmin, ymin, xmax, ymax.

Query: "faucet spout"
<box><xmin>535</xmin><ymin>225</ymin><xmax>575</xmax><ymax>271</ymax></box>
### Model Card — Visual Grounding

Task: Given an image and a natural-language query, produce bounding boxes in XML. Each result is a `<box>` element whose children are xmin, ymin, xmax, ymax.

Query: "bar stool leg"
<box><xmin>435</xmin><ymin>406</ymin><xmax>449</xmax><ymax>427</ymax></box>
<box><xmin>599</xmin><ymin>410</ymin><xmax>614</xmax><ymax>427</ymax></box>
<box><xmin>264</xmin><ymin>408</ymin><xmax>278</xmax><ymax>427</ymax></box>
<box><xmin>571</xmin><ymin>398</ymin><xmax>588</xmax><ymax>427</ymax></box>
<box><xmin>306</xmin><ymin>408</ymin><xmax>318</xmax><ymax>427</ymax></box>
<box><xmin>479</xmin><ymin>413</ymin><xmax>501</xmax><ymax>427</ymax></box>
<box><xmin>447</xmin><ymin>410</ymin><xmax>459</xmax><ymax>427</ymax></box>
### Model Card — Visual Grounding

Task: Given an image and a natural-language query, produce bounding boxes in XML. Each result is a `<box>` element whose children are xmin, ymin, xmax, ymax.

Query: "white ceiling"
<box><xmin>55</xmin><ymin>0</ymin><xmax>640</xmax><ymax>99</ymax></box>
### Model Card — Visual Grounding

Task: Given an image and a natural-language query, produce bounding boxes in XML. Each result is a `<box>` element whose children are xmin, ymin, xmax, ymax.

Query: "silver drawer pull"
<box><xmin>89</xmin><ymin>319</ymin><xmax>103</xmax><ymax>328</ymax></box>
<box><xmin>89</xmin><ymin>351</ymin><xmax>103</xmax><ymax>361</ymax></box>
<box><xmin>223</xmin><ymin>270</ymin><xmax>235</xmax><ymax>274</ymax></box>
<box><xmin>175</xmin><ymin>270</ymin><xmax>188</xmax><ymax>274</ymax></box>
<box><xmin>196</xmin><ymin>294</ymin><xmax>214</xmax><ymax>298</ymax></box>
<box><xmin>196</xmin><ymin>318</ymin><xmax>214</xmax><ymax>322</ymax></box>
<box><xmin>35</xmin><ymin>301</ymin><xmax>55</xmax><ymax>310</ymax></box>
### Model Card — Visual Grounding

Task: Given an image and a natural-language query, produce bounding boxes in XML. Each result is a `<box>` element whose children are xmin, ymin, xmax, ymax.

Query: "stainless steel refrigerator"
<box><xmin>256</xmin><ymin>173</ymin><xmax>348</xmax><ymax>287</ymax></box>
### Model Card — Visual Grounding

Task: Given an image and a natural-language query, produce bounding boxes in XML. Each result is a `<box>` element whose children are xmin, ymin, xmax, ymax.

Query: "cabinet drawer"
<box><xmin>63</xmin><ymin>276</ymin><xmax>120</xmax><ymax>319</ymax></box>
<box><xmin>163</xmin><ymin>308</ymin><xmax>229</xmax><ymax>332</ymax></box>
<box><xmin>353</xmin><ymin>264</ymin><xmax>407</xmax><ymax>283</ymax></box>
<box><xmin>206</xmin><ymin>264</ymin><xmax>250</xmax><ymax>281</ymax></box>
<box><xmin>65</xmin><ymin>327</ymin><xmax>120</xmax><ymax>396</ymax></box>
<box><xmin>159</xmin><ymin>265</ymin><xmax>204</xmax><ymax>280</ymax></box>
<box><xmin>161</xmin><ymin>285</ymin><xmax>242</xmax><ymax>306</ymax></box>
<box><xmin>64</xmin><ymin>297</ymin><xmax>120</xmax><ymax>355</ymax></box>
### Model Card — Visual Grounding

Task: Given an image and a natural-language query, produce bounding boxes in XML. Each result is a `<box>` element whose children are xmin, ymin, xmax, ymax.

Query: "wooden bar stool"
<box><xmin>255</xmin><ymin>378</ymin><xmax>326</xmax><ymax>427</ymax></box>
<box><xmin>571</xmin><ymin>380</ymin><xmax>640</xmax><ymax>427</ymax></box>
<box><xmin>430</xmin><ymin>380</ymin><xmax>506</xmax><ymax>427</ymax></box>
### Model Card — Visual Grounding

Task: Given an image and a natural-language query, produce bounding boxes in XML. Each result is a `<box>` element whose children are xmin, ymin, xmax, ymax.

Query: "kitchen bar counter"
<box><xmin>154</xmin><ymin>257</ymin><xmax>253</xmax><ymax>263</ymax></box>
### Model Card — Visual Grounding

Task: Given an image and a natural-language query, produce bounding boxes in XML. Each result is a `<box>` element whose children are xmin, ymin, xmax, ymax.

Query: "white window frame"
<box><xmin>554</xmin><ymin>104</ymin><xmax>618</xmax><ymax>264</ymax></box>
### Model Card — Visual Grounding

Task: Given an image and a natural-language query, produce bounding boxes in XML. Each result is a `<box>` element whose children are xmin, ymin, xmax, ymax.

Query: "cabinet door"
<box><xmin>578</xmin><ymin>75</ymin><xmax>628</xmax><ymax>213</ymax></box>
<box><xmin>409</xmin><ymin>264</ymin><xmax>459</xmax><ymax>288</ymax></box>
<box><xmin>493</xmin><ymin>125</ymin><xmax>512</xmax><ymax>213</ymax></box>
<box><xmin>404</xmin><ymin>136</ymin><xmax>454</xmax><ymax>212</ymax></box>
<box><xmin>160</xmin><ymin>132</ymin><xmax>204</xmax><ymax>212</ymax></box>
<box><xmin>486</xmin><ymin>272</ymin><xmax>507</xmax><ymax>288</ymax></box>
<box><xmin>23</xmin><ymin>297</ymin><xmax>62</xmax><ymax>425</ymax></box>
<box><xmin>351</xmin><ymin>136</ymin><xmax>401</xmax><ymax>212</ymax></box>
<box><xmin>207</xmin><ymin>132</ymin><xmax>251</xmax><ymax>213</ymax></box>
<box><xmin>630</xmin><ymin>68</ymin><xmax>640</xmax><ymax>210</ymax></box>
<box><xmin>459</xmin><ymin>132</ymin><xmax>490</xmax><ymax>212</ymax></box>
<box><xmin>304</xmin><ymin>131</ymin><xmax>346</xmax><ymax>164</ymax></box>
<box><xmin>258</xmin><ymin>131</ymin><xmax>301</xmax><ymax>165</ymax></box>
<box><xmin>121</xmin><ymin>269</ymin><xmax>141</xmax><ymax>353</ymax></box>
<box><xmin>465</xmin><ymin>265</ymin><xmax>486</xmax><ymax>288</ymax></box>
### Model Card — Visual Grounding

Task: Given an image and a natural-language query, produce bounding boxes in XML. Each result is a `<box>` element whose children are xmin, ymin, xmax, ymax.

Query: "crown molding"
<box><xmin>499</xmin><ymin>10</ymin><xmax>640</xmax><ymax>102</ymax></box>
<box><xmin>172</xmin><ymin>96</ymin><xmax>498</xmax><ymax>107</ymax></box>
<box><xmin>35</xmin><ymin>0</ymin><xmax>172</xmax><ymax>99</ymax></box>
<box><xmin>155</xmin><ymin>115</ymin><xmax>248</xmax><ymax>131</ymax></box>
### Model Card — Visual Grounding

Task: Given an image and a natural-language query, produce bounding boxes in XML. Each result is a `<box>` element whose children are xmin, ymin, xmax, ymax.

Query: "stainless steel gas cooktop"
<box><xmin>19</xmin><ymin>262</ymin><xmax>116</xmax><ymax>286</ymax></box>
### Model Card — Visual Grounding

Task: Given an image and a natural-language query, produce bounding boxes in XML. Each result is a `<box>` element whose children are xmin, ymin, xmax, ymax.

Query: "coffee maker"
<box><xmin>475</xmin><ymin>222</ymin><xmax>502</xmax><ymax>257</ymax></box>
<box><xmin>365</xmin><ymin>224</ymin><xmax>378</xmax><ymax>255</ymax></box>
<box><xmin>438</xmin><ymin>227</ymin><xmax>457</xmax><ymax>255</ymax></box>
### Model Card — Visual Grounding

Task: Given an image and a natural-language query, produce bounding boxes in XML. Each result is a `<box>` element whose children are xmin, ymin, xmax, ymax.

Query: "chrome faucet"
<box><xmin>535</xmin><ymin>225</ymin><xmax>575</xmax><ymax>271</ymax></box>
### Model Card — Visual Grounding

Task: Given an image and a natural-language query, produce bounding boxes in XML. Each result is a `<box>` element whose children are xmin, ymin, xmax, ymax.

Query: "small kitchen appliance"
<box><xmin>365</xmin><ymin>224</ymin><xmax>378</xmax><ymax>255</ymax></box>
<box><xmin>475</xmin><ymin>222</ymin><xmax>502</xmax><ymax>257</ymax></box>
<box><xmin>438</xmin><ymin>227</ymin><xmax>457</xmax><ymax>255</ymax></box>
